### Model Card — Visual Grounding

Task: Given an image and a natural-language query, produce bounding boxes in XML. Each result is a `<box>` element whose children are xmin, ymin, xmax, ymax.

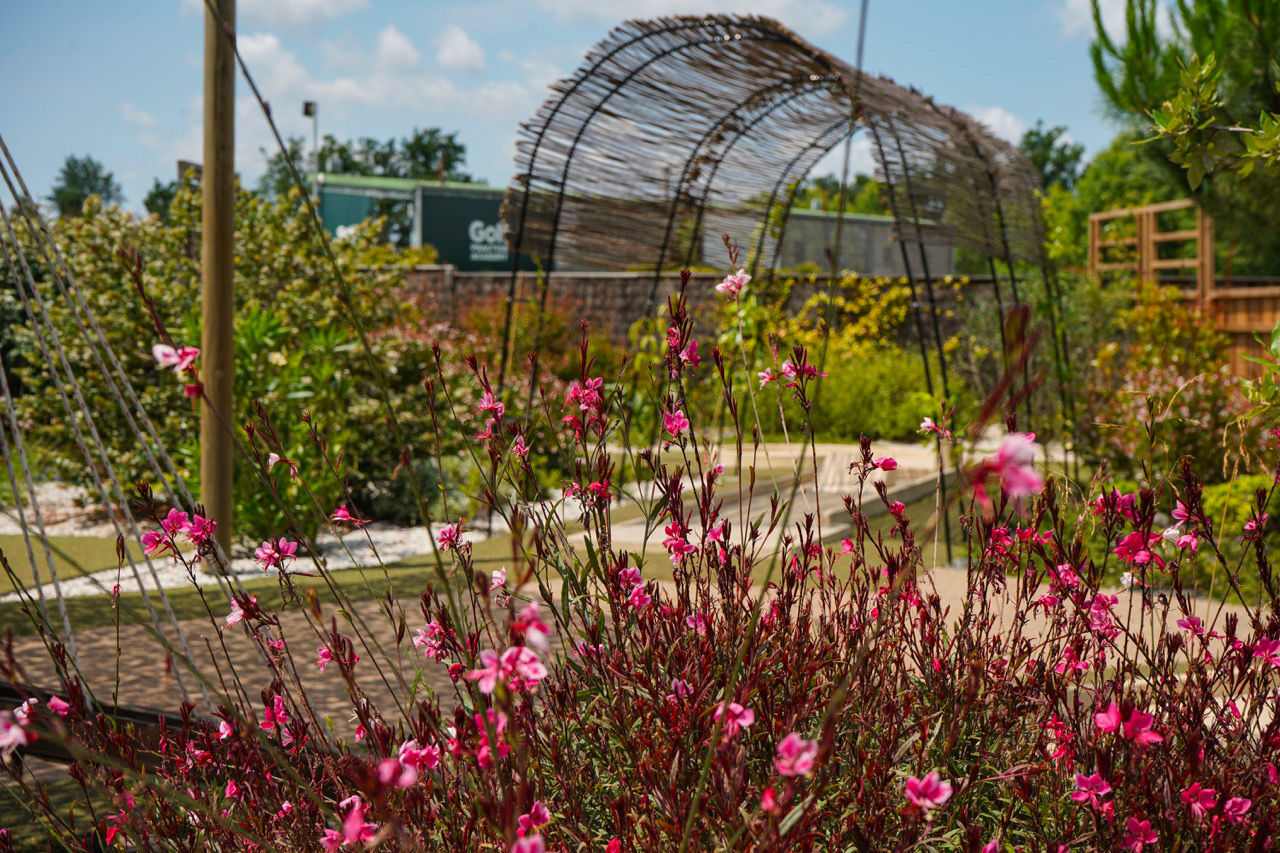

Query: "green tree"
<box><xmin>143</xmin><ymin>178</ymin><xmax>178</xmax><ymax>221</ymax></box>
<box><xmin>1042</xmin><ymin>131</ymin><xmax>1180</xmax><ymax>267</ymax></box>
<box><xmin>1091</xmin><ymin>0</ymin><xmax>1280</xmax><ymax>271</ymax></box>
<box><xmin>1019</xmin><ymin>120</ymin><xmax>1085</xmax><ymax>190</ymax></box>
<box><xmin>50</xmin><ymin>155</ymin><xmax>123</xmax><ymax>216</ymax></box>
<box><xmin>793</xmin><ymin>173</ymin><xmax>885</xmax><ymax>215</ymax></box>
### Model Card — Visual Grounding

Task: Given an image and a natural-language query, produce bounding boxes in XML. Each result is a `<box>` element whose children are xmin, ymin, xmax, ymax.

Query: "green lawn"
<box><xmin>0</xmin><ymin>533</ymin><xmax>143</xmax><ymax>595</ymax></box>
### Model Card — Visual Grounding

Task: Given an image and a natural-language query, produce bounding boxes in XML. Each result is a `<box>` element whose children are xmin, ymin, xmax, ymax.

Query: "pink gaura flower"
<box><xmin>514</xmin><ymin>602</ymin><xmax>551</xmax><ymax>651</ymax></box>
<box><xmin>377</xmin><ymin>758</ymin><xmax>418</xmax><ymax>789</ymax></box>
<box><xmin>994</xmin><ymin>433</ymin><xmax>1043</xmax><ymax>498</ymax></box>
<box><xmin>628</xmin><ymin>583</ymin><xmax>652</xmax><ymax>609</ymax></box>
<box><xmin>489</xmin><ymin>567</ymin><xmax>507</xmax><ymax>592</ymax></box>
<box><xmin>266</xmin><ymin>452</ymin><xmax>299</xmax><ymax>479</ymax></box>
<box><xmin>1224</xmin><ymin>796</ymin><xmax>1252</xmax><ymax>823</ymax></box>
<box><xmin>1123</xmin><ymin>817</ymin><xmax>1157</xmax><ymax>852</ymax></box>
<box><xmin>398</xmin><ymin>739</ymin><xmax>441</xmax><ymax>770</ymax></box>
<box><xmin>436</xmin><ymin>523</ymin><xmax>461</xmax><ymax>551</ymax></box>
<box><xmin>664</xmin><ymin>409</ymin><xmax>690</xmax><ymax>437</ymax></box>
<box><xmin>679</xmin><ymin>339</ymin><xmax>701</xmax><ymax>368</ymax></box>
<box><xmin>1177</xmin><ymin>615</ymin><xmax>1206</xmax><ymax>636</ymax></box>
<box><xmin>904</xmin><ymin>770</ymin><xmax>953</xmax><ymax>812</ymax></box>
<box><xmin>1070</xmin><ymin>773</ymin><xmax>1111</xmax><ymax>809</ymax></box>
<box><xmin>1180</xmin><ymin>782</ymin><xmax>1217</xmax><ymax>820</ymax></box>
<box><xmin>517</xmin><ymin>800</ymin><xmax>551</xmax><ymax>835</ymax></box>
<box><xmin>330</xmin><ymin>505</ymin><xmax>368</xmax><ymax>527</ymax></box>
<box><xmin>758</xmin><ymin>368</ymin><xmax>776</xmax><ymax>388</ymax></box>
<box><xmin>152</xmin><ymin>344</ymin><xmax>200</xmax><ymax>372</ymax></box>
<box><xmin>340</xmin><ymin>799</ymin><xmax>378</xmax><ymax>846</ymax></box>
<box><xmin>254</xmin><ymin>537</ymin><xmax>297</xmax><ymax>572</ymax></box>
<box><xmin>224</xmin><ymin>595</ymin><xmax>257</xmax><ymax>627</ymax></box>
<box><xmin>920</xmin><ymin>416</ymin><xmax>952</xmax><ymax>441</ymax></box>
<box><xmin>685</xmin><ymin>610</ymin><xmax>710</xmax><ymax>634</ymax></box>
<box><xmin>774</xmin><ymin>732</ymin><xmax>818</xmax><ymax>777</ymax></box>
<box><xmin>667</xmin><ymin>678</ymin><xmax>693</xmax><ymax>703</ymax></box>
<box><xmin>0</xmin><ymin>710</ymin><xmax>31</xmax><ymax>760</ymax></box>
<box><xmin>511</xmin><ymin>835</ymin><xmax>545</xmax><ymax>853</ymax></box>
<box><xmin>1254</xmin><ymin>637</ymin><xmax>1280</xmax><ymax>667</ymax></box>
<box><xmin>316</xmin><ymin>647</ymin><xmax>334</xmax><ymax>671</ymax></box>
<box><xmin>874</xmin><ymin>456</ymin><xmax>898</xmax><ymax>471</ymax></box>
<box><xmin>186</xmin><ymin>513</ymin><xmax>217</xmax><ymax>546</ymax></box>
<box><xmin>478</xmin><ymin>390</ymin><xmax>505</xmax><ymax>420</ymax></box>
<box><xmin>140</xmin><ymin>530</ymin><xmax>176</xmax><ymax>558</ymax></box>
<box><xmin>224</xmin><ymin>779</ymin><xmax>240</xmax><ymax>800</ymax></box>
<box><xmin>466</xmin><ymin>649</ymin><xmax>506</xmax><ymax>695</ymax></box>
<box><xmin>47</xmin><ymin>696</ymin><xmax>70</xmax><ymax>717</ymax></box>
<box><xmin>713</xmin><ymin>701</ymin><xmax>755</xmax><ymax>738</ymax></box>
<box><xmin>511</xmin><ymin>434</ymin><xmax>530</xmax><ymax>458</ymax></box>
<box><xmin>761</xmin><ymin>787</ymin><xmax>778</xmax><ymax>812</ymax></box>
<box><xmin>1096</xmin><ymin>702</ymin><xmax>1163</xmax><ymax>744</ymax></box>
<box><xmin>716</xmin><ymin>268</ymin><xmax>750</xmax><ymax>298</ymax></box>
<box><xmin>839</xmin><ymin>537</ymin><xmax>855</xmax><ymax>555</ymax></box>
<box><xmin>260</xmin><ymin>695</ymin><xmax>289</xmax><ymax>730</ymax></box>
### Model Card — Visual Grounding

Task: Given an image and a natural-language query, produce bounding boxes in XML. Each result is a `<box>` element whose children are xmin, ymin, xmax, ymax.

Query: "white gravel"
<box><xmin>1</xmin><ymin>519</ymin><xmax>488</xmax><ymax>603</ymax></box>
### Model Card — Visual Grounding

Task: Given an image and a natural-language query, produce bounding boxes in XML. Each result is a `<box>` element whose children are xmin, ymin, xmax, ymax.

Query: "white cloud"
<box><xmin>1056</xmin><ymin>0</ymin><xmax>1122</xmax><ymax>38</ymax></box>
<box><xmin>809</xmin><ymin>134</ymin><xmax>876</xmax><ymax>182</ymax></box>
<box><xmin>436</xmin><ymin>25</ymin><xmax>485</xmax><ymax>71</ymax></box>
<box><xmin>180</xmin><ymin>0</ymin><xmax>369</xmax><ymax>30</ymax></box>
<box><xmin>375</xmin><ymin>25</ymin><xmax>421</xmax><ymax>70</ymax></box>
<box><xmin>120</xmin><ymin>102</ymin><xmax>158</xmax><ymax>130</ymax></box>
<box><xmin>968</xmin><ymin>106</ymin><xmax>1028</xmax><ymax>144</ymax></box>
<box><xmin>533</xmin><ymin>0</ymin><xmax>848</xmax><ymax>40</ymax></box>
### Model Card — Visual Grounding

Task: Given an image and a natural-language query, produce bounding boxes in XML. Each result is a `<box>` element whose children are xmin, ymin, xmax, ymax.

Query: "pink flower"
<box><xmin>512</xmin><ymin>836</ymin><xmax>545</xmax><ymax>853</ymax></box>
<box><xmin>437</xmin><ymin>523</ymin><xmax>461</xmax><ymax>551</ymax></box>
<box><xmin>716</xmin><ymin>268</ymin><xmax>750</xmax><ymax>298</ymax></box>
<box><xmin>260</xmin><ymin>695</ymin><xmax>289</xmax><ymax>730</ymax></box>
<box><xmin>904</xmin><ymin>770</ymin><xmax>953</xmax><ymax>811</ymax></box>
<box><xmin>413</xmin><ymin>620</ymin><xmax>450</xmax><ymax>661</ymax></box>
<box><xmin>628</xmin><ymin>583</ymin><xmax>652</xmax><ymax>609</ymax></box>
<box><xmin>679</xmin><ymin>339</ymin><xmax>701</xmax><ymax>368</ymax></box>
<box><xmin>254</xmin><ymin>537</ymin><xmax>297</xmax><ymax>572</ymax></box>
<box><xmin>1123</xmin><ymin>817</ymin><xmax>1157</xmax><ymax>852</ymax></box>
<box><xmin>0</xmin><ymin>711</ymin><xmax>31</xmax><ymax>760</ymax></box>
<box><xmin>920</xmin><ymin>416</ymin><xmax>952</xmax><ymax>441</ymax></box>
<box><xmin>152</xmin><ymin>344</ymin><xmax>200</xmax><ymax>372</ymax></box>
<box><xmin>217</xmin><ymin>719</ymin><xmax>233</xmax><ymax>740</ymax></box>
<box><xmin>664</xmin><ymin>409</ymin><xmax>690</xmax><ymax>437</ymax></box>
<box><xmin>1070</xmin><ymin>773</ymin><xmax>1111</xmax><ymax>809</ymax></box>
<box><xmin>1177</xmin><ymin>615</ymin><xmax>1206</xmax><ymax>636</ymax></box>
<box><xmin>517</xmin><ymin>800</ymin><xmax>551</xmax><ymax>835</ymax></box>
<box><xmin>713</xmin><ymin>701</ymin><xmax>755</xmax><ymax>738</ymax></box>
<box><xmin>398</xmin><ymin>739</ymin><xmax>441</xmax><ymax>770</ymax></box>
<box><xmin>839</xmin><ymin>537</ymin><xmax>855</xmax><ymax>555</ymax></box>
<box><xmin>758</xmin><ymin>368</ymin><xmax>776</xmax><ymax>388</ymax></box>
<box><xmin>47</xmin><ymin>696</ymin><xmax>70</xmax><ymax>717</ymax></box>
<box><xmin>503</xmin><ymin>645</ymin><xmax>548</xmax><ymax>691</ymax></box>
<box><xmin>140</xmin><ymin>530</ymin><xmax>176</xmax><ymax>558</ymax></box>
<box><xmin>1122</xmin><ymin>709</ymin><xmax>1164</xmax><ymax>745</ymax></box>
<box><xmin>874</xmin><ymin>456</ymin><xmax>898</xmax><ymax>471</ymax></box>
<box><xmin>667</xmin><ymin>678</ymin><xmax>693</xmax><ymax>703</ymax></box>
<box><xmin>377</xmin><ymin>758</ymin><xmax>418</xmax><ymax>789</ymax></box>
<box><xmin>224</xmin><ymin>779</ymin><xmax>240</xmax><ymax>800</ymax></box>
<box><xmin>685</xmin><ymin>611</ymin><xmax>710</xmax><ymax>634</ymax></box>
<box><xmin>1180</xmin><ymin>782</ymin><xmax>1217</xmax><ymax>820</ymax></box>
<box><xmin>186</xmin><ymin>513</ymin><xmax>217</xmax><ymax>546</ymax></box>
<box><xmin>341</xmin><ymin>799</ymin><xmax>378</xmax><ymax>846</ymax></box>
<box><xmin>514</xmin><ymin>602</ymin><xmax>551</xmax><ymax>651</ymax></box>
<box><xmin>161</xmin><ymin>509</ymin><xmax>189</xmax><ymax>536</ymax></box>
<box><xmin>994</xmin><ymin>433</ymin><xmax>1043</xmax><ymax>498</ymax></box>
<box><xmin>1254</xmin><ymin>637</ymin><xmax>1280</xmax><ymax>667</ymax></box>
<box><xmin>489</xmin><ymin>567</ymin><xmax>507</xmax><ymax>592</ymax></box>
<box><xmin>1224</xmin><ymin>796</ymin><xmax>1252</xmax><ymax>823</ymax></box>
<box><xmin>512</xmin><ymin>434</ymin><xmax>530</xmax><ymax>458</ymax></box>
<box><xmin>316</xmin><ymin>647</ymin><xmax>334</xmax><ymax>671</ymax></box>
<box><xmin>319</xmin><ymin>829</ymin><xmax>343</xmax><ymax>851</ymax></box>
<box><xmin>478</xmin><ymin>390</ymin><xmax>505</xmax><ymax>419</ymax></box>
<box><xmin>330</xmin><ymin>505</ymin><xmax>368</xmax><ymax>527</ymax></box>
<box><xmin>224</xmin><ymin>595</ymin><xmax>257</xmax><ymax>627</ymax></box>
<box><xmin>774</xmin><ymin>732</ymin><xmax>818</xmax><ymax>777</ymax></box>
<box><xmin>761</xmin><ymin>787</ymin><xmax>778</xmax><ymax>812</ymax></box>
<box><xmin>466</xmin><ymin>649</ymin><xmax>506</xmax><ymax>695</ymax></box>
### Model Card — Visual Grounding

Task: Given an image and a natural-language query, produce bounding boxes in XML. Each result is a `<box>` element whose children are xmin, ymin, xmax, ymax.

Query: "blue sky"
<box><xmin>2</xmin><ymin>0</ymin><xmax>1136</xmax><ymax>210</ymax></box>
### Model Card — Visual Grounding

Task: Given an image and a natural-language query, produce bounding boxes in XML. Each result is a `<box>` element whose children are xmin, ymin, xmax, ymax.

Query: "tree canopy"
<box><xmin>1091</xmin><ymin>0</ymin><xmax>1280</xmax><ymax>272</ymax></box>
<box><xmin>50</xmin><ymin>154</ymin><xmax>123</xmax><ymax>217</ymax></box>
<box><xmin>1019</xmin><ymin>120</ymin><xmax>1085</xmax><ymax>190</ymax></box>
<box><xmin>257</xmin><ymin>127</ymin><xmax>472</xmax><ymax>198</ymax></box>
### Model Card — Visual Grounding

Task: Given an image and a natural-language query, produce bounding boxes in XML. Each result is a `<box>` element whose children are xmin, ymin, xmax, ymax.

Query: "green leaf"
<box><xmin>1268</xmin><ymin>318</ymin><xmax>1280</xmax><ymax>358</ymax></box>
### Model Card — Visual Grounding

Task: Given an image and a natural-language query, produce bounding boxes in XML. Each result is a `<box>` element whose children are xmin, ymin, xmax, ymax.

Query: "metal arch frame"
<box><xmin>499</xmin><ymin>19</ymin><xmax>834</xmax><ymax>394</ymax></box>
<box><xmin>648</xmin><ymin>72</ymin><xmax>844</xmax><ymax>312</ymax></box>
<box><xmin>746</xmin><ymin>116</ymin><xmax>859</xmax><ymax>282</ymax></box>
<box><xmin>496</xmin><ymin>17</ymin><xmax>768</xmax><ymax>391</ymax></box>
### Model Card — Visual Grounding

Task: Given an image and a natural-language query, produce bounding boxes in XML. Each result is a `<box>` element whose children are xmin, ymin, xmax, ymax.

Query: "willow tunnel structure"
<box><xmin>499</xmin><ymin>13</ymin><xmax>1071</xmax><ymax>425</ymax></box>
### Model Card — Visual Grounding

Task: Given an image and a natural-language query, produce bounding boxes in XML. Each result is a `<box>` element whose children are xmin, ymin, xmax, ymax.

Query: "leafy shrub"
<box><xmin>4</xmin><ymin>187</ymin><xmax>433</xmax><ymax>544</ymax></box>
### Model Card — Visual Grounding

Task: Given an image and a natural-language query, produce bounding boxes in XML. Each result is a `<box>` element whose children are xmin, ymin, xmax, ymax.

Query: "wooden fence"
<box><xmin>1089</xmin><ymin>198</ymin><xmax>1278</xmax><ymax>376</ymax></box>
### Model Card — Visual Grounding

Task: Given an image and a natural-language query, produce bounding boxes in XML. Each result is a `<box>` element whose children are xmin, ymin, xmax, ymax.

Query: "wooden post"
<box><xmin>202</xmin><ymin>0</ymin><xmax>235</xmax><ymax>558</ymax></box>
